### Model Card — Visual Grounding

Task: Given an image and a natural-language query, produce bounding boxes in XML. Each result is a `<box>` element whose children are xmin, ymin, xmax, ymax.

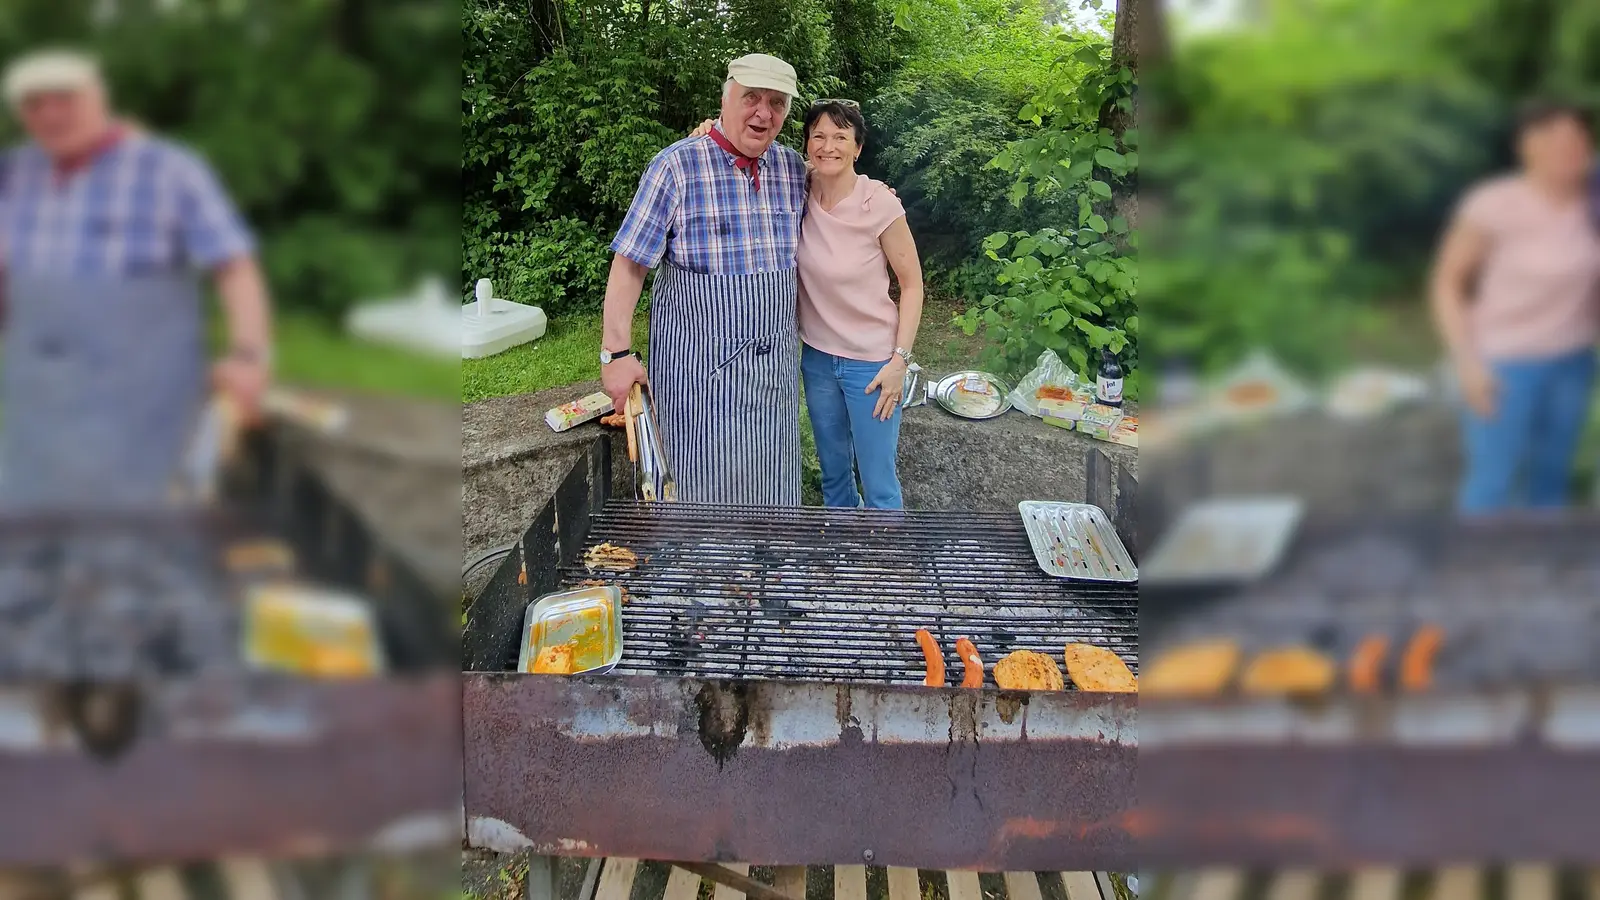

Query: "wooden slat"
<box><xmin>1164</xmin><ymin>872</ymin><xmax>1199</xmax><ymax>900</ymax></box>
<box><xmin>770</xmin><ymin>866</ymin><xmax>808</xmax><ymax>900</ymax></box>
<box><xmin>136</xmin><ymin>868</ymin><xmax>190</xmax><ymax>900</ymax></box>
<box><xmin>1349</xmin><ymin>870</ymin><xmax>1403</xmax><ymax>900</ymax></box>
<box><xmin>594</xmin><ymin>859</ymin><xmax>641</xmax><ymax>900</ymax></box>
<box><xmin>1006</xmin><ymin>873</ymin><xmax>1046</xmax><ymax>900</ymax></box>
<box><xmin>73</xmin><ymin>880</ymin><xmax>120</xmax><ymax>900</ymax></box>
<box><xmin>835</xmin><ymin>866</ymin><xmax>869</xmax><ymax>900</ymax></box>
<box><xmin>888</xmin><ymin>868</ymin><xmax>921</xmax><ymax>900</ymax></box>
<box><xmin>662</xmin><ymin>866</ymin><xmax>703</xmax><ymax>900</ymax></box>
<box><xmin>1507</xmin><ymin>866</ymin><xmax>1555</xmax><ymax>900</ymax></box>
<box><xmin>1586</xmin><ymin>871</ymin><xmax>1600</xmax><ymax>900</ymax></box>
<box><xmin>1190</xmin><ymin>870</ymin><xmax>1247</xmax><ymax>900</ymax></box>
<box><xmin>1266</xmin><ymin>871</ymin><xmax>1321</xmax><ymax>900</ymax></box>
<box><xmin>219</xmin><ymin>860</ymin><xmax>281</xmax><ymax>900</ymax></box>
<box><xmin>526</xmin><ymin>856</ymin><xmax>560</xmax><ymax>900</ymax></box>
<box><xmin>1429</xmin><ymin>868</ymin><xmax>1481</xmax><ymax>900</ymax></box>
<box><xmin>1094</xmin><ymin>873</ymin><xmax>1118</xmax><ymax>900</ymax></box>
<box><xmin>946</xmin><ymin>870</ymin><xmax>984</xmax><ymax>900</ymax></box>
<box><xmin>577</xmin><ymin>858</ymin><xmax>605</xmax><ymax>900</ymax></box>
<box><xmin>714</xmin><ymin>864</ymin><xmax>751</xmax><ymax>900</ymax></box>
<box><xmin>1064</xmin><ymin>871</ymin><xmax>1104</xmax><ymax>900</ymax></box>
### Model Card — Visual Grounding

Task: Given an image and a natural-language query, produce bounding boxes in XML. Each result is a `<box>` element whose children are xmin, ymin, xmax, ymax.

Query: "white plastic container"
<box><xmin>462</xmin><ymin>278</ymin><xmax>547</xmax><ymax>360</ymax></box>
<box><xmin>345</xmin><ymin>277</ymin><xmax>462</xmax><ymax>360</ymax></box>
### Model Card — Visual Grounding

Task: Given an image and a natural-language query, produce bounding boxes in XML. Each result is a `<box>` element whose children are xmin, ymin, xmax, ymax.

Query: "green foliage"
<box><xmin>958</xmin><ymin>30</ymin><xmax>1138</xmax><ymax>384</ymax></box>
<box><xmin>0</xmin><ymin>0</ymin><xmax>458</xmax><ymax>319</ymax></box>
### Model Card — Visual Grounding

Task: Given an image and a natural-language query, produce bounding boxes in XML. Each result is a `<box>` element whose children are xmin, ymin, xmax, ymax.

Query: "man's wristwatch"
<box><xmin>600</xmin><ymin>348</ymin><xmax>636</xmax><ymax>366</ymax></box>
<box><xmin>893</xmin><ymin>346</ymin><xmax>913</xmax><ymax>364</ymax></box>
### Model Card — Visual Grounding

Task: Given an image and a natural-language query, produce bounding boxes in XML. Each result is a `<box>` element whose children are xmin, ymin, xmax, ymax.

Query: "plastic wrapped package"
<box><xmin>1009</xmin><ymin>350</ymin><xmax>1085</xmax><ymax>417</ymax></box>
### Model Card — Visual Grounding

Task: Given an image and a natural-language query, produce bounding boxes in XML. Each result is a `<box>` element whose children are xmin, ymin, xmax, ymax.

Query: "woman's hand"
<box><xmin>866</xmin><ymin>356</ymin><xmax>909</xmax><ymax>420</ymax></box>
<box><xmin>1457</xmin><ymin>355</ymin><xmax>1498</xmax><ymax>418</ymax></box>
<box><xmin>689</xmin><ymin>118</ymin><xmax>714</xmax><ymax>139</ymax></box>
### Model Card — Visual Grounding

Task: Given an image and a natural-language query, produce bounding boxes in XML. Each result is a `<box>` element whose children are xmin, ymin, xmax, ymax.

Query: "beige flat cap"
<box><xmin>728</xmin><ymin>53</ymin><xmax>797</xmax><ymax>98</ymax></box>
<box><xmin>4</xmin><ymin>50</ymin><xmax>102</xmax><ymax>107</ymax></box>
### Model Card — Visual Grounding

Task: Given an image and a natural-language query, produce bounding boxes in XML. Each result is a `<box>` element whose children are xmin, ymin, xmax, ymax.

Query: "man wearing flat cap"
<box><xmin>601</xmin><ymin>53</ymin><xmax>808</xmax><ymax>505</ymax></box>
<box><xmin>0</xmin><ymin>49</ymin><xmax>272</xmax><ymax>511</ymax></box>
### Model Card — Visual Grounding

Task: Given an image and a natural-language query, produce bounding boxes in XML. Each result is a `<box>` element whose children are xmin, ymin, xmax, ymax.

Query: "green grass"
<box><xmin>461</xmin><ymin>293</ymin><xmax>983</xmax><ymax>404</ymax></box>
<box><xmin>272</xmin><ymin>314</ymin><xmax>460</xmax><ymax>400</ymax></box>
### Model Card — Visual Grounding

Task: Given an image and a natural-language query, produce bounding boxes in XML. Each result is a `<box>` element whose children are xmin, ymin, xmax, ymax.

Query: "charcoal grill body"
<box><xmin>462</xmin><ymin>440</ymin><xmax>1140</xmax><ymax>870</ymax></box>
<box><xmin>0</xmin><ymin>430</ymin><xmax>460</xmax><ymax>867</ymax></box>
<box><xmin>1137</xmin><ymin>514</ymin><xmax>1600</xmax><ymax>866</ymax></box>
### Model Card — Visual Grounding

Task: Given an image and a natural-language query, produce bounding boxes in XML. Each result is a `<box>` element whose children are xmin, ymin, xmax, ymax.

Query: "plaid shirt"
<box><xmin>0</xmin><ymin>131</ymin><xmax>255</xmax><ymax>276</ymax></box>
<box><xmin>611</xmin><ymin>127</ymin><xmax>807</xmax><ymax>276</ymax></box>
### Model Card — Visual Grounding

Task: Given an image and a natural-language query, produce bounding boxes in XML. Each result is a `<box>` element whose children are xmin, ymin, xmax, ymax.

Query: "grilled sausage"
<box><xmin>1400</xmin><ymin>625</ymin><xmax>1444</xmax><ymax>691</ymax></box>
<box><xmin>1347</xmin><ymin>634</ymin><xmax>1389</xmax><ymax>694</ymax></box>
<box><xmin>955</xmin><ymin>638</ymin><xmax>984</xmax><ymax>688</ymax></box>
<box><xmin>915</xmin><ymin>628</ymin><xmax>946</xmax><ymax>687</ymax></box>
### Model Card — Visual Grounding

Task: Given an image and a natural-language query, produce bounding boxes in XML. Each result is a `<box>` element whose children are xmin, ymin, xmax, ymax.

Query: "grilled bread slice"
<box><xmin>995</xmin><ymin>650</ymin><xmax>1066</xmax><ymax>691</ymax></box>
<box><xmin>1141</xmin><ymin>640</ymin><xmax>1241</xmax><ymax>697</ymax></box>
<box><xmin>532</xmin><ymin>644</ymin><xmax>576</xmax><ymax>675</ymax></box>
<box><xmin>1063</xmin><ymin>643</ymin><xmax>1137</xmax><ymax>693</ymax></box>
<box><xmin>1240</xmin><ymin>646</ymin><xmax>1336</xmax><ymax>696</ymax></box>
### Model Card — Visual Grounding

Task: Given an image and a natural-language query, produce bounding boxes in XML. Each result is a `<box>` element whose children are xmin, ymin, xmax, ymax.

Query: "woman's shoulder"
<box><xmin>860</xmin><ymin>177</ymin><xmax>904</xmax><ymax>211</ymax></box>
<box><xmin>1455</xmin><ymin>173</ymin><xmax>1530</xmax><ymax>225</ymax></box>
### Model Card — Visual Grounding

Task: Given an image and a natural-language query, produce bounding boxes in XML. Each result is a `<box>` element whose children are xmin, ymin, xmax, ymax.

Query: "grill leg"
<box><xmin>525</xmin><ymin>856</ymin><xmax>559</xmax><ymax>900</ymax></box>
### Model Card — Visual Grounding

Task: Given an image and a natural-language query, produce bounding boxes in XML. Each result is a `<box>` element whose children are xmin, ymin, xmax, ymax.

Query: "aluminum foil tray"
<box><xmin>1019</xmin><ymin>501</ymin><xmax>1137</xmax><ymax>582</ymax></box>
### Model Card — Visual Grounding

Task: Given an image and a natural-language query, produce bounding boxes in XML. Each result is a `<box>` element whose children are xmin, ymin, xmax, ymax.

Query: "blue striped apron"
<box><xmin>648</xmin><ymin>264</ymin><xmax>802</xmax><ymax>506</ymax></box>
<box><xmin>0</xmin><ymin>272</ymin><xmax>206</xmax><ymax>513</ymax></box>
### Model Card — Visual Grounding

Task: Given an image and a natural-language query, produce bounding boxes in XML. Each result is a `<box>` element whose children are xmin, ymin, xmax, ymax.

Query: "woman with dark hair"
<box><xmin>1430</xmin><ymin>100</ymin><xmax>1600</xmax><ymax>513</ymax></box>
<box><xmin>692</xmin><ymin>100</ymin><xmax>925</xmax><ymax>509</ymax></box>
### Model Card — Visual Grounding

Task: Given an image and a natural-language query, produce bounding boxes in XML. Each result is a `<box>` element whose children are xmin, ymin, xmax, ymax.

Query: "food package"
<box><xmin>1211</xmin><ymin>350</ymin><xmax>1312</xmax><ymax>421</ymax></box>
<box><xmin>1074</xmin><ymin>403</ymin><xmax>1123</xmax><ymax>441</ymax></box>
<box><xmin>1010</xmin><ymin>350</ymin><xmax>1082</xmax><ymax>417</ymax></box>
<box><xmin>1039</xmin><ymin>389</ymin><xmax>1089</xmax><ymax>423</ymax></box>
<box><xmin>1324</xmin><ymin>367</ymin><xmax>1430</xmax><ymax>420</ymax></box>
<box><xmin>545</xmin><ymin>392</ymin><xmax>614</xmax><ymax>432</ymax></box>
<box><xmin>1106</xmin><ymin>415</ymin><xmax>1138</xmax><ymax>447</ymax></box>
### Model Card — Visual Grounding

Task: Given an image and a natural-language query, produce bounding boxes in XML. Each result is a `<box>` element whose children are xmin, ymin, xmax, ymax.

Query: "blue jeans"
<box><xmin>801</xmin><ymin>344</ymin><xmax>904</xmax><ymax>509</ymax></box>
<box><xmin>1459</xmin><ymin>347</ymin><xmax>1597</xmax><ymax>514</ymax></box>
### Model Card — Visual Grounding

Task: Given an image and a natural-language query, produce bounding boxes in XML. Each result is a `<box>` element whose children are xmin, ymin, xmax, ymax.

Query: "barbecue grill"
<box><xmin>463</xmin><ymin>439</ymin><xmax>1140</xmax><ymax>871</ymax></box>
<box><xmin>1138</xmin><ymin>512</ymin><xmax>1600</xmax><ymax>866</ymax></box>
<box><xmin>0</xmin><ymin>429</ymin><xmax>459</xmax><ymax>868</ymax></box>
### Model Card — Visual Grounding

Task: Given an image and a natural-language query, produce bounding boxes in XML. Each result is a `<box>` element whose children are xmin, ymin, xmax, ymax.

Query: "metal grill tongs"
<box><xmin>624</xmin><ymin>383</ymin><xmax>677</xmax><ymax>502</ymax></box>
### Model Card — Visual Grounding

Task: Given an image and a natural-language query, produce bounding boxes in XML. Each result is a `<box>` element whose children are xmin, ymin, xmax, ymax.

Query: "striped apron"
<box><xmin>0</xmin><ymin>272</ymin><xmax>206</xmax><ymax>513</ymax></box>
<box><xmin>648</xmin><ymin>264</ymin><xmax>802</xmax><ymax>506</ymax></box>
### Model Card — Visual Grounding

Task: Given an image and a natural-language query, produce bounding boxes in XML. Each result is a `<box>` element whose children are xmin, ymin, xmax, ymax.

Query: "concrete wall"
<box><xmin>463</xmin><ymin>382</ymin><xmax>1139</xmax><ymax>565</ymax></box>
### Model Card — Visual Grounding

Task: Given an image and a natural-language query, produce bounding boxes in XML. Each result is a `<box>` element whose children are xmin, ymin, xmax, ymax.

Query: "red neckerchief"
<box><xmin>707</xmin><ymin>125</ymin><xmax>761</xmax><ymax>193</ymax></box>
<box><xmin>51</xmin><ymin>122</ymin><xmax>129</xmax><ymax>185</ymax></box>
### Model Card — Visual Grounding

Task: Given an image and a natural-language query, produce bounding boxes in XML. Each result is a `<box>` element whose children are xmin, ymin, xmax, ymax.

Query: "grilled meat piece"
<box><xmin>995</xmin><ymin>649</ymin><xmax>1066</xmax><ymax>691</ymax></box>
<box><xmin>1062</xmin><ymin>644</ymin><xmax>1136</xmax><ymax>693</ymax></box>
<box><xmin>533</xmin><ymin>644</ymin><xmax>576</xmax><ymax>675</ymax></box>
<box><xmin>1240</xmin><ymin>646</ymin><xmax>1336</xmax><ymax>696</ymax></box>
<box><xmin>1142</xmin><ymin>640</ymin><xmax>1241</xmax><ymax>697</ymax></box>
<box><xmin>914</xmin><ymin>628</ymin><xmax>946</xmax><ymax>687</ymax></box>
<box><xmin>583</xmin><ymin>542</ymin><xmax>640</xmax><ymax>571</ymax></box>
<box><xmin>954</xmin><ymin>638</ymin><xmax>984</xmax><ymax>688</ymax></box>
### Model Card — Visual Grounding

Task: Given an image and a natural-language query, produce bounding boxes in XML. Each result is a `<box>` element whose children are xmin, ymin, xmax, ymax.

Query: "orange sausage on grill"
<box><xmin>1400</xmin><ymin>625</ymin><xmax>1444</xmax><ymax>691</ymax></box>
<box><xmin>955</xmin><ymin>638</ymin><xmax>984</xmax><ymax>688</ymax></box>
<box><xmin>1347</xmin><ymin>634</ymin><xmax>1389</xmax><ymax>694</ymax></box>
<box><xmin>915</xmin><ymin>629</ymin><xmax>946</xmax><ymax>687</ymax></box>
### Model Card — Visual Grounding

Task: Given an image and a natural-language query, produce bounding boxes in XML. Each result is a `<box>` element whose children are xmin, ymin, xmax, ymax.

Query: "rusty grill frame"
<box><xmin>462</xmin><ymin>439</ymin><xmax>1140</xmax><ymax>871</ymax></box>
<box><xmin>0</xmin><ymin>428</ymin><xmax>460</xmax><ymax>867</ymax></box>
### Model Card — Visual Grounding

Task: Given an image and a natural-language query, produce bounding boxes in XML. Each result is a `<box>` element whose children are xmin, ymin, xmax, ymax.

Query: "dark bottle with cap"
<box><xmin>1096</xmin><ymin>348</ymin><xmax>1124</xmax><ymax>408</ymax></box>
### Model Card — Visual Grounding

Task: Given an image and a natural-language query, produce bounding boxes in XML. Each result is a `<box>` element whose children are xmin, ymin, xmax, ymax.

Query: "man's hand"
<box><xmin>1457</xmin><ymin>356</ymin><xmax>1497</xmax><ymax>419</ymax></box>
<box><xmin>213</xmin><ymin>353</ymin><xmax>269</xmax><ymax>425</ymax></box>
<box><xmin>866</xmin><ymin>356</ymin><xmax>908</xmax><ymax>421</ymax></box>
<box><xmin>690</xmin><ymin>119</ymin><xmax>715</xmax><ymax>139</ymax></box>
<box><xmin>603</xmin><ymin>355</ymin><xmax>649</xmax><ymax>412</ymax></box>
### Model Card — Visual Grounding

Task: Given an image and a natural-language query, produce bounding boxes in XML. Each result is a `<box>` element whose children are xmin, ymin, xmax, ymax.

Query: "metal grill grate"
<box><xmin>556</xmin><ymin>502</ymin><xmax>1137</xmax><ymax>684</ymax></box>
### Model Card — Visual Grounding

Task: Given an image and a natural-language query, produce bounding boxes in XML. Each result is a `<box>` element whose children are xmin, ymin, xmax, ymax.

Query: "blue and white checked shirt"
<box><xmin>611</xmin><ymin>126</ymin><xmax>807</xmax><ymax>276</ymax></box>
<box><xmin>0</xmin><ymin>131</ymin><xmax>255</xmax><ymax>276</ymax></box>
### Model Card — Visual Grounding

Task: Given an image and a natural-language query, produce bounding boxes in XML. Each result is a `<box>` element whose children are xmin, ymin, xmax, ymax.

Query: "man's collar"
<box><xmin>49</xmin><ymin>121</ymin><xmax>129</xmax><ymax>182</ymax></box>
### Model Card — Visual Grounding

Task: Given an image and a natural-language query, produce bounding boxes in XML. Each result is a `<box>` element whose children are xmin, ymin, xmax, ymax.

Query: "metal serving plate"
<box><xmin>517</xmin><ymin>585</ymin><xmax>623</xmax><ymax>675</ymax></box>
<box><xmin>1142</xmin><ymin>495</ymin><xmax>1303</xmax><ymax>587</ymax></box>
<box><xmin>242</xmin><ymin>583</ymin><xmax>386</xmax><ymax>676</ymax></box>
<box><xmin>932</xmin><ymin>371</ymin><xmax>1013</xmax><ymax>420</ymax></box>
<box><xmin>1019</xmin><ymin>501</ymin><xmax>1138</xmax><ymax>582</ymax></box>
